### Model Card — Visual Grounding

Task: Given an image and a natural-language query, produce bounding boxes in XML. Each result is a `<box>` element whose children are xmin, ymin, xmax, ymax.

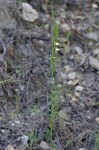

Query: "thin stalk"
<box><xmin>50</xmin><ymin>23</ymin><xmax>59</xmax><ymax>149</ymax></box>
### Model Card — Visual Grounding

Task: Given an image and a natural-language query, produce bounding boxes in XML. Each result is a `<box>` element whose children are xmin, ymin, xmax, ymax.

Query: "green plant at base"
<box><xmin>31</xmin><ymin>104</ymin><xmax>39</xmax><ymax>113</ymax></box>
<box><xmin>27</xmin><ymin>132</ymin><xmax>37</xmax><ymax>148</ymax></box>
<box><xmin>94</xmin><ymin>132</ymin><xmax>99</xmax><ymax>150</ymax></box>
<box><xmin>66</xmin><ymin>138</ymin><xmax>73</xmax><ymax>148</ymax></box>
<box><xmin>10</xmin><ymin>110</ymin><xmax>16</xmax><ymax>120</ymax></box>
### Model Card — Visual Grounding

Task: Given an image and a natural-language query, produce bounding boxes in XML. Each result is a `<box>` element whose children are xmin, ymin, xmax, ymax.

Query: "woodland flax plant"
<box><xmin>50</xmin><ymin>23</ymin><xmax>59</xmax><ymax>149</ymax></box>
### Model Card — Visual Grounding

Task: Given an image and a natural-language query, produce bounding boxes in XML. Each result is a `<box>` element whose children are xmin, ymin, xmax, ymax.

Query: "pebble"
<box><xmin>84</xmin><ymin>32</ymin><xmax>99</xmax><ymax>42</ymax></box>
<box><xmin>67</xmin><ymin>72</ymin><xmax>77</xmax><ymax>80</ymax></box>
<box><xmin>10</xmin><ymin>120</ymin><xmax>21</xmax><ymax>127</ymax></box>
<box><xmin>95</xmin><ymin>117</ymin><xmax>99</xmax><ymax>124</ymax></box>
<box><xmin>91</xmin><ymin>3</ymin><xmax>98</xmax><ymax>9</ymax></box>
<box><xmin>93</xmin><ymin>48</ymin><xmax>99</xmax><ymax>56</ymax></box>
<box><xmin>21</xmin><ymin>3</ymin><xmax>39</xmax><ymax>22</ymax></box>
<box><xmin>33</xmin><ymin>39</ymin><xmax>44</xmax><ymax>48</ymax></box>
<box><xmin>38</xmin><ymin>40</ymin><xmax>44</xmax><ymax>47</ymax></box>
<box><xmin>72</xmin><ymin>79</ymin><xmax>79</xmax><ymax>86</ymax></box>
<box><xmin>89</xmin><ymin>56</ymin><xmax>99</xmax><ymax>70</ymax></box>
<box><xmin>21</xmin><ymin>135</ymin><xmax>29</xmax><ymax>146</ymax></box>
<box><xmin>74</xmin><ymin>91</ymin><xmax>81</xmax><ymax>97</ymax></box>
<box><xmin>78</xmin><ymin>148</ymin><xmax>88</xmax><ymax>150</ymax></box>
<box><xmin>74</xmin><ymin>54</ymin><xmax>81</xmax><ymax>63</ymax></box>
<box><xmin>40</xmin><ymin>141</ymin><xmax>49</xmax><ymax>150</ymax></box>
<box><xmin>64</xmin><ymin>65</ymin><xmax>73</xmax><ymax>73</ymax></box>
<box><xmin>1</xmin><ymin>129</ymin><xmax>6</xmax><ymax>133</ymax></box>
<box><xmin>5</xmin><ymin>145</ymin><xmax>15</xmax><ymax>150</ymax></box>
<box><xmin>67</xmin><ymin>80</ymin><xmax>73</xmax><ymax>85</ymax></box>
<box><xmin>55</xmin><ymin>19</ymin><xmax>61</xmax><ymax>25</ymax></box>
<box><xmin>87</xmin><ymin>115</ymin><xmax>91</xmax><ymax>120</ymax></box>
<box><xmin>61</xmin><ymin>23</ymin><xmax>71</xmax><ymax>32</ymax></box>
<box><xmin>71</xmin><ymin>96</ymin><xmax>78</xmax><ymax>102</ymax></box>
<box><xmin>70</xmin><ymin>55</ymin><xmax>74</xmax><ymax>60</ymax></box>
<box><xmin>67</xmin><ymin>79</ymin><xmax>79</xmax><ymax>86</ymax></box>
<box><xmin>74</xmin><ymin>46</ymin><xmax>83</xmax><ymax>55</ymax></box>
<box><xmin>75</xmin><ymin>85</ymin><xmax>84</xmax><ymax>92</ymax></box>
<box><xmin>19</xmin><ymin>85</ymin><xmax>24</xmax><ymax>91</ymax></box>
<box><xmin>80</xmin><ymin>102</ymin><xmax>85</xmax><ymax>108</ymax></box>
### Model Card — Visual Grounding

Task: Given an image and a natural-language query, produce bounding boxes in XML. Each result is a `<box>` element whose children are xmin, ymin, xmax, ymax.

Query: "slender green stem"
<box><xmin>50</xmin><ymin>23</ymin><xmax>59</xmax><ymax>149</ymax></box>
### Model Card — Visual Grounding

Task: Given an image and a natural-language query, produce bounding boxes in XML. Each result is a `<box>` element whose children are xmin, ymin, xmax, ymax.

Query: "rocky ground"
<box><xmin>0</xmin><ymin>0</ymin><xmax>99</xmax><ymax>150</ymax></box>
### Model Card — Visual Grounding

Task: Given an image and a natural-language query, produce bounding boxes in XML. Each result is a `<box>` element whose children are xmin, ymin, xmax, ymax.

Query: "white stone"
<box><xmin>6</xmin><ymin>145</ymin><xmax>15</xmax><ymax>150</ymax></box>
<box><xmin>74</xmin><ymin>46</ymin><xmax>83</xmax><ymax>55</ymax></box>
<box><xmin>74</xmin><ymin>92</ymin><xmax>81</xmax><ymax>97</ymax></box>
<box><xmin>93</xmin><ymin>48</ymin><xmax>99</xmax><ymax>56</ymax></box>
<box><xmin>19</xmin><ymin>85</ymin><xmax>24</xmax><ymax>91</ymax></box>
<box><xmin>21</xmin><ymin>3</ymin><xmax>39</xmax><ymax>22</ymax></box>
<box><xmin>78</xmin><ymin>148</ymin><xmax>88</xmax><ymax>150</ymax></box>
<box><xmin>70</xmin><ymin>55</ymin><xmax>74</xmax><ymax>60</ymax></box>
<box><xmin>89</xmin><ymin>56</ymin><xmax>99</xmax><ymax>70</ymax></box>
<box><xmin>68</xmin><ymin>72</ymin><xmax>77</xmax><ymax>80</ymax></box>
<box><xmin>67</xmin><ymin>79</ymin><xmax>79</xmax><ymax>86</ymax></box>
<box><xmin>72</xmin><ymin>79</ymin><xmax>79</xmax><ymax>86</ymax></box>
<box><xmin>71</xmin><ymin>96</ymin><xmax>78</xmax><ymax>102</ymax></box>
<box><xmin>38</xmin><ymin>40</ymin><xmax>44</xmax><ymax>47</ymax></box>
<box><xmin>91</xmin><ymin>3</ymin><xmax>98</xmax><ymax>9</ymax></box>
<box><xmin>21</xmin><ymin>135</ymin><xmax>29</xmax><ymax>146</ymax></box>
<box><xmin>40</xmin><ymin>141</ymin><xmax>49</xmax><ymax>150</ymax></box>
<box><xmin>67</xmin><ymin>80</ymin><xmax>73</xmax><ymax>85</ymax></box>
<box><xmin>74</xmin><ymin>54</ymin><xmax>80</xmax><ymax>63</ymax></box>
<box><xmin>75</xmin><ymin>85</ymin><xmax>84</xmax><ymax>92</ymax></box>
<box><xmin>95</xmin><ymin>117</ymin><xmax>99</xmax><ymax>124</ymax></box>
<box><xmin>1</xmin><ymin>129</ymin><xmax>5</xmax><ymax>133</ymax></box>
<box><xmin>87</xmin><ymin>115</ymin><xmax>91</xmax><ymax>120</ymax></box>
<box><xmin>61</xmin><ymin>23</ymin><xmax>71</xmax><ymax>32</ymax></box>
<box><xmin>14</xmin><ymin>120</ymin><xmax>21</xmax><ymax>125</ymax></box>
<box><xmin>55</xmin><ymin>18</ymin><xmax>60</xmax><ymax>25</ymax></box>
<box><xmin>64</xmin><ymin>65</ymin><xmax>73</xmax><ymax>73</ymax></box>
